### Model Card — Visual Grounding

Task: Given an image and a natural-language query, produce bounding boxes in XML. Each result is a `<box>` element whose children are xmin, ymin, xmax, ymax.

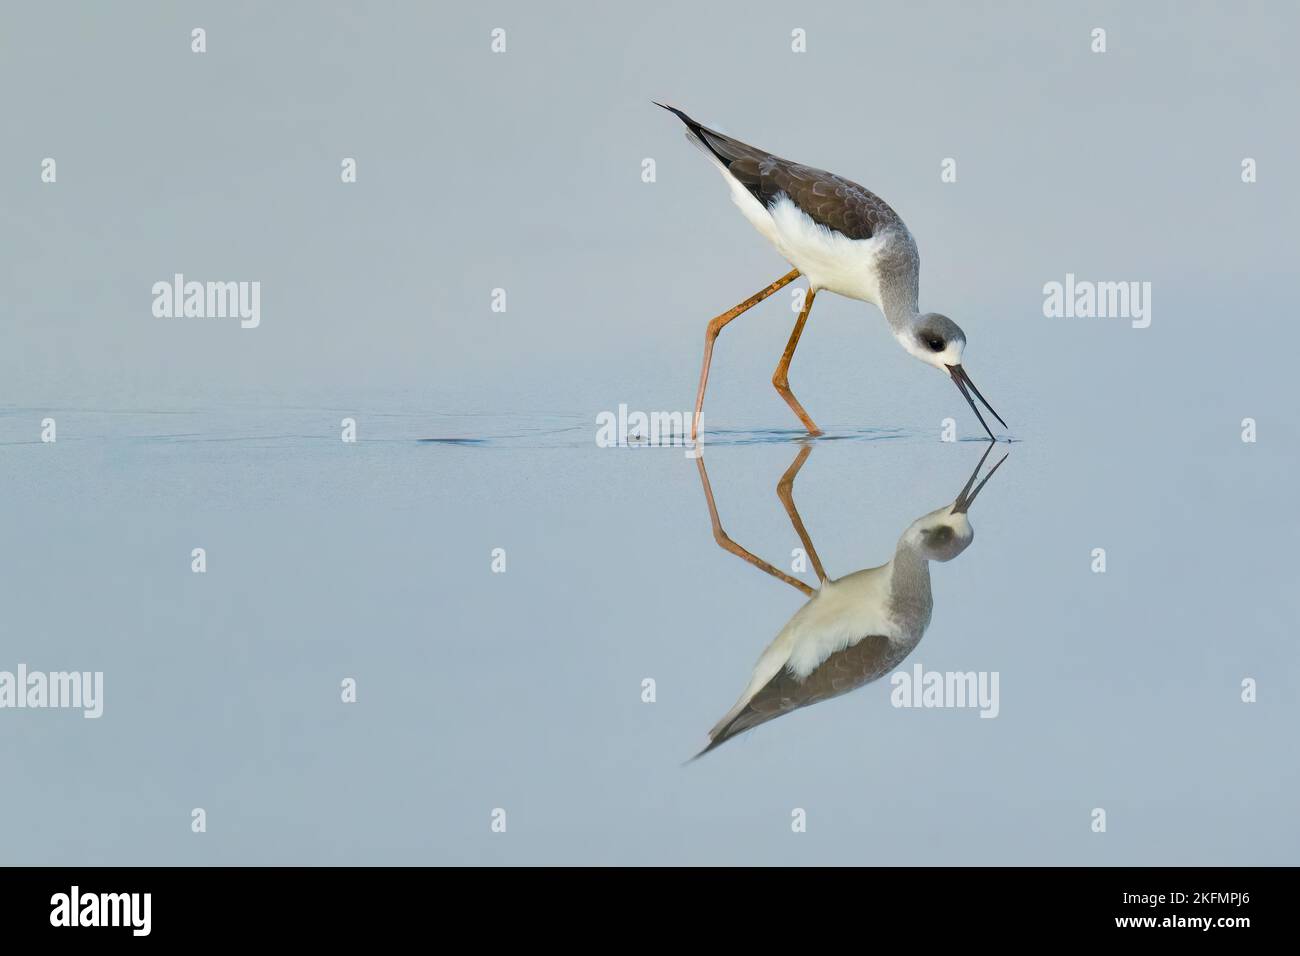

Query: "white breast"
<box><xmin>735</xmin><ymin>565</ymin><xmax>903</xmax><ymax>702</ymax></box>
<box><xmin>718</xmin><ymin>166</ymin><xmax>886</xmax><ymax>304</ymax></box>
<box><xmin>709</xmin><ymin>565</ymin><xmax>904</xmax><ymax>738</ymax></box>
<box><xmin>779</xmin><ymin>567</ymin><xmax>903</xmax><ymax>677</ymax></box>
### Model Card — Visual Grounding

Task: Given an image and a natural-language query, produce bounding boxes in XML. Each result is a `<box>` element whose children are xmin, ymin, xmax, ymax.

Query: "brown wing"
<box><xmin>697</xmin><ymin>634</ymin><xmax>905</xmax><ymax>758</ymax></box>
<box><xmin>658</xmin><ymin>104</ymin><xmax>905</xmax><ymax>241</ymax></box>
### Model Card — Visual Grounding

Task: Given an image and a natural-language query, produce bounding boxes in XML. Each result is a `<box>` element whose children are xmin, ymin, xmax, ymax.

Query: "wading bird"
<box><xmin>692</xmin><ymin>442</ymin><xmax>1007</xmax><ymax>758</ymax></box>
<box><xmin>657</xmin><ymin>104</ymin><xmax>1008</xmax><ymax>441</ymax></box>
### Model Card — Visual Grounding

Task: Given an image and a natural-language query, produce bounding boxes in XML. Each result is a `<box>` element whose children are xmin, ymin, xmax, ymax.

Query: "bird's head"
<box><xmin>905</xmin><ymin>507</ymin><xmax>976</xmax><ymax>563</ymax></box>
<box><xmin>901</xmin><ymin>441</ymin><xmax>1008</xmax><ymax>562</ymax></box>
<box><xmin>897</xmin><ymin>312</ymin><xmax>1008</xmax><ymax>441</ymax></box>
<box><xmin>900</xmin><ymin>312</ymin><xmax>966</xmax><ymax>370</ymax></box>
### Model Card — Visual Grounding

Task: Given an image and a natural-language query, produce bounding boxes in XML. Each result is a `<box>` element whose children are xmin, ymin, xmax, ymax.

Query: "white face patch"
<box><xmin>897</xmin><ymin>330</ymin><xmax>964</xmax><ymax>369</ymax></box>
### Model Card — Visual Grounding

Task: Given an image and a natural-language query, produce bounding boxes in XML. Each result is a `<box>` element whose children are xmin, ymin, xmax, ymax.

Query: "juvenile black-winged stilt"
<box><xmin>691</xmin><ymin>441</ymin><xmax>1007</xmax><ymax>758</ymax></box>
<box><xmin>656</xmin><ymin>104</ymin><xmax>1008</xmax><ymax>441</ymax></box>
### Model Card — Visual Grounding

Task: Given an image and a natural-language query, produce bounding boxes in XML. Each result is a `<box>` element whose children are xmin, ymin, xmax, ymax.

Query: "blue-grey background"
<box><xmin>2</xmin><ymin>1</ymin><xmax>1296</xmax><ymax>864</ymax></box>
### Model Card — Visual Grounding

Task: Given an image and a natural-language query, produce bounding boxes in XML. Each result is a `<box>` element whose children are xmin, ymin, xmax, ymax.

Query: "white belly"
<box><xmin>720</xmin><ymin>168</ymin><xmax>886</xmax><ymax>304</ymax></box>
<box><xmin>707</xmin><ymin>564</ymin><xmax>909</xmax><ymax>737</ymax></box>
<box><xmin>777</xmin><ymin>567</ymin><xmax>903</xmax><ymax>678</ymax></box>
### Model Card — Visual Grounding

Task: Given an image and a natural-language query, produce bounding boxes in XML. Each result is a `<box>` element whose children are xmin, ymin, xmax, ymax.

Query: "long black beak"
<box><xmin>951</xmin><ymin>440</ymin><xmax>1009</xmax><ymax>514</ymax></box>
<box><xmin>947</xmin><ymin>364</ymin><xmax>1008</xmax><ymax>441</ymax></box>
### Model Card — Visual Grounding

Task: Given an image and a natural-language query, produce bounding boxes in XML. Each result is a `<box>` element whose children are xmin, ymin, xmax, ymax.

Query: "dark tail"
<box><xmin>684</xmin><ymin>736</ymin><xmax>725</xmax><ymax>765</ymax></box>
<box><xmin>653</xmin><ymin>102</ymin><xmax>732</xmax><ymax>169</ymax></box>
<box><xmin>682</xmin><ymin>712</ymin><xmax>749</xmax><ymax>765</ymax></box>
<box><xmin>653</xmin><ymin>101</ymin><xmax>703</xmax><ymax>132</ymax></box>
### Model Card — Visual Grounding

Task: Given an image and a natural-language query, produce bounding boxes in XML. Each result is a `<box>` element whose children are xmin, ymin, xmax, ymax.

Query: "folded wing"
<box><xmin>656</xmin><ymin>103</ymin><xmax>904</xmax><ymax>242</ymax></box>
<box><xmin>695</xmin><ymin>633</ymin><xmax>903</xmax><ymax>758</ymax></box>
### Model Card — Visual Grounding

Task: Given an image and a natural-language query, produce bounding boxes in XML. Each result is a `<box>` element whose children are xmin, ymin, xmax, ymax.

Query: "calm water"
<box><xmin>4</xmin><ymin>0</ymin><xmax>1298</xmax><ymax>865</ymax></box>
<box><xmin>3</xmin><ymin>400</ymin><xmax>1295</xmax><ymax>865</ymax></box>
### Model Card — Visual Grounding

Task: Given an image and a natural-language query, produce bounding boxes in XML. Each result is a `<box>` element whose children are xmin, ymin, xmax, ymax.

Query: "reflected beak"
<box><xmin>951</xmin><ymin>440</ymin><xmax>1009</xmax><ymax>514</ymax></box>
<box><xmin>947</xmin><ymin>364</ymin><xmax>1008</xmax><ymax>441</ymax></box>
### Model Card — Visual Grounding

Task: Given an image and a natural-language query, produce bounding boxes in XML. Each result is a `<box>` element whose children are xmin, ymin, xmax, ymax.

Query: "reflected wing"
<box><xmin>696</xmin><ymin>634</ymin><xmax>902</xmax><ymax>758</ymax></box>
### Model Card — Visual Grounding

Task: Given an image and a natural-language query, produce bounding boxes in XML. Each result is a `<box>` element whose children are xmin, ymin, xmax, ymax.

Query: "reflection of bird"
<box><xmin>692</xmin><ymin>442</ymin><xmax>1006</xmax><ymax>759</ymax></box>
<box><xmin>656</xmin><ymin>104</ymin><xmax>1007</xmax><ymax>442</ymax></box>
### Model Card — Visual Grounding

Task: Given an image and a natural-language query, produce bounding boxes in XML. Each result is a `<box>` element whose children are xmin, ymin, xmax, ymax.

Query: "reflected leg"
<box><xmin>776</xmin><ymin>445</ymin><xmax>828</xmax><ymax>585</ymax></box>
<box><xmin>695</xmin><ymin>454</ymin><xmax>814</xmax><ymax>597</ymax></box>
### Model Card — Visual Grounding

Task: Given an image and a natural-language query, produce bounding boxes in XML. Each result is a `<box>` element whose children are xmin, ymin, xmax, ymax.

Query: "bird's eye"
<box><xmin>926</xmin><ymin>338</ymin><xmax>945</xmax><ymax>352</ymax></box>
